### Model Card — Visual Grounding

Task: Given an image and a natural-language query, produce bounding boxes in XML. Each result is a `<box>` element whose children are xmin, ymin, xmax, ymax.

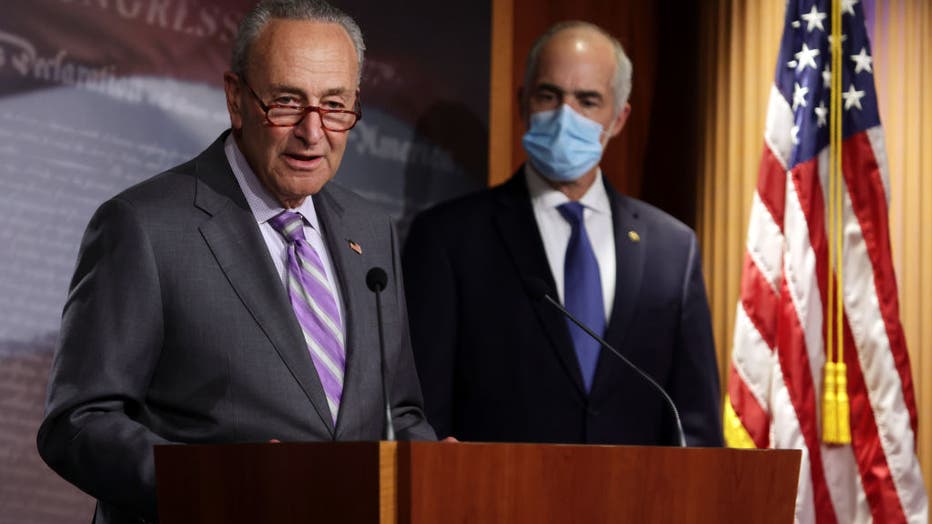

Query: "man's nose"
<box><xmin>293</xmin><ymin>109</ymin><xmax>325</xmax><ymax>143</ymax></box>
<box><xmin>562</xmin><ymin>100</ymin><xmax>585</xmax><ymax>115</ymax></box>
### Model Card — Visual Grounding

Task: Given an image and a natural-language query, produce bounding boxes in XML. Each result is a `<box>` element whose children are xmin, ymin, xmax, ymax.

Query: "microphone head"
<box><xmin>366</xmin><ymin>267</ymin><xmax>388</xmax><ymax>292</ymax></box>
<box><xmin>522</xmin><ymin>276</ymin><xmax>552</xmax><ymax>302</ymax></box>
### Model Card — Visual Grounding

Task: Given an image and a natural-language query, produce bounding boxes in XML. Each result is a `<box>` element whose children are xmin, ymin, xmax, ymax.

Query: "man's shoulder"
<box><xmin>102</xmin><ymin>164</ymin><xmax>196</xmax><ymax>216</ymax></box>
<box><xmin>412</xmin><ymin>181</ymin><xmax>514</xmax><ymax>228</ymax></box>
<box><xmin>614</xmin><ymin>192</ymin><xmax>695</xmax><ymax>240</ymax></box>
<box><xmin>317</xmin><ymin>181</ymin><xmax>392</xmax><ymax>223</ymax></box>
<box><xmin>112</xmin><ymin>135</ymin><xmax>223</xmax><ymax>208</ymax></box>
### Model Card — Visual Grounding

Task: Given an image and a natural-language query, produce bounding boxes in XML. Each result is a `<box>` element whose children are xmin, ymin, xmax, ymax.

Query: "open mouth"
<box><xmin>283</xmin><ymin>152</ymin><xmax>323</xmax><ymax>170</ymax></box>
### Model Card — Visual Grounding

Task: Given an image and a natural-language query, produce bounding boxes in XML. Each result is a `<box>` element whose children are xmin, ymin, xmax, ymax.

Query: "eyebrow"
<box><xmin>267</xmin><ymin>84</ymin><xmax>353</xmax><ymax>99</ymax></box>
<box><xmin>535</xmin><ymin>83</ymin><xmax>604</xmax><ymax>102</ymax></box>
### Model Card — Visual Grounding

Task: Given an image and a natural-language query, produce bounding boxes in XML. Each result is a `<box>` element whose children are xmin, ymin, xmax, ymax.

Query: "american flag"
<box><xmin>723</xmin><ymin>0</ymin><xmax>928</xmax><ymax>522</ymax></box>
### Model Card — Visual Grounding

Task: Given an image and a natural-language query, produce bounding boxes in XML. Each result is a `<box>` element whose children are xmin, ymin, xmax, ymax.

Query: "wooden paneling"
<box><xmin>155</xmin><ymin>442</ymin><xmax>801</xmax><ymax>523</ymax></box>
<box><xmin>488</xmin><ymin>0</ymin><xmax>515</xmax><ymax>186</ymax></box>
<box><xmin>405</xmin><ymin>442</ymin><xmax>800</xmax><ymax>523</ymax></box>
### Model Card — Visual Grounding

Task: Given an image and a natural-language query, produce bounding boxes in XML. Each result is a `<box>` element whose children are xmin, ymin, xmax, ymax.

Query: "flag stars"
<box><xmin>791</xmin><ymin>125</ymin><xmax>801</xmax><ymax>145</ymax></box>
<box><xmin>841</xmin><ymin>0</ymin><xmax>858</xmax><ymax>16</ymax></box>
<box><xmin>822</xmin><ymin>66</ymin><xmax>832</xmax><ymax>86</ymax></box>
<box><xmin>851</xmin><ymin>47</ymin><xmax>873</xmax><ymax>74</ymax></box>
<box><xmin>828</xmin><ymin>34</ymin><xmax>848</xmax><ymax>46</ymax></box>
<box><xmin>801</xmin><ymin>6</ymin><xmax>827</xmax><ymax>32</ymax></box>
<box><xmin>795</xmin><ymin>43</ymin><xmax>820</xmax><ymax>72</ymax></box>
<box><xmin>815</xmin><ymin>101</ymin><xmax>828</xmax><ymax>127</ymax></box>
<box><xmin>792</xmin><ymin>82</ymin><xmax>810</xmax><ymax>110</ymax></box>
<box><xmin>842</xmin><ymin>84</ymin><xmax>866</xmax><ymax>110</ymax></box>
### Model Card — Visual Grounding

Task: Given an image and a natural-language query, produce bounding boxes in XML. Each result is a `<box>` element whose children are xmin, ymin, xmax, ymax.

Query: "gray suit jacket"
<box><xmin>37</xmin><ymin>132</ymin><xmax>435</xmax><ymax>523</ymax></box>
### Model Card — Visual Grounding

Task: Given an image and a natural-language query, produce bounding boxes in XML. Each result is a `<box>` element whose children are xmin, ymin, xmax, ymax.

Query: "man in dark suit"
<box><xmin>37</xmin><ymin>1</ymin><xmax>434</xmax><ymax>522</ymax></box>
<box><xmin>404</xmin><ymin>21</ymin><xmax>722</xmax><ymax>446</ymax></box>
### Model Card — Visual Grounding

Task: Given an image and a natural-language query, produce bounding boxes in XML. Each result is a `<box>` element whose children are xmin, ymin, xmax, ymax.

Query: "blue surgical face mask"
<box><xmin>521</xmin><ymin>104</ymin><xmax>604</xmax><ymax>182</ymax></box>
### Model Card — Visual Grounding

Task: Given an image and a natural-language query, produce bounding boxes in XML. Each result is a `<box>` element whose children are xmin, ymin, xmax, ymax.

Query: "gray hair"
<box><xmin>231</xmin><ymin>0</ymin><xmax>366</xmax><ymax>83</ymax></box>
<box><xmin>523</xmin><ymin>21</ymin><xmax>632</xmax><ymax>115</ymax></box>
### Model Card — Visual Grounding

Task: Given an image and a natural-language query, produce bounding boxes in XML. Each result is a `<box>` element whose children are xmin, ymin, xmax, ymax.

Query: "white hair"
<box><xmin>231</xmin><ymin>0</ymin><xmax>365</xmax><ymax>83</ymax></box>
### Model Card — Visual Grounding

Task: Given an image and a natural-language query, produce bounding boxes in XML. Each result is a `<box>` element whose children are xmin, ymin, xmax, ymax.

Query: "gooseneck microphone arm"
<box><xmin>524</xmin><ymin>277</ymin><xmax>687</xmax><ymax>447</ymax></box>
<box><xmin>366</xmin><ymin>267</ymin><xmax>395</xmax><ymax>442</ymax></box>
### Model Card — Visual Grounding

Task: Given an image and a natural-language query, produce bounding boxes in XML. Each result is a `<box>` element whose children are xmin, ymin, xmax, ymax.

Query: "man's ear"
<box><xmin>223</xmin><ymin>71</ymin><xmax>243</xmax><ymax>130</ymax></box>
<box><xmin>606</xmin><ymin>103</ymin><xmax>631</xmax><ymax>139</ymax></box>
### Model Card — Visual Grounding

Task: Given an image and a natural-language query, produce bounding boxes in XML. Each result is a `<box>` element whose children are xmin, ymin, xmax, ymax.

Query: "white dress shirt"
<box><xmin>526</xmin><ymin>164</ymin><xmax>616</xmax><ymax>322</ymax></box>
<box><xmin>224</xmin><ymin>134</ymin><xmax>345</xmax><ymax>331</ymax></box>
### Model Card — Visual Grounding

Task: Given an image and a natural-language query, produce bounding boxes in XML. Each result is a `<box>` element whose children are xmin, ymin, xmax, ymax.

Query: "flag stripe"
<box><xmin>757</xmin><ymin>143</ymin><xmax>788</xmax><ymax>224</ymax></box>
<box><xmin>740</xmin><ymin>252</ymin><xmax>779</xmax><ymax>350</ymax></box>
<box><xmin>839</xmin><ymin>132</ymin><xmax>922</xmax><ymax>523</ymax></box>
<box><xmin>770</xmin><ymin>364</ymin><xmax>817</xmax><ymax>524</ymax></box>
<box><xmin>777</xmin><ymin>277</ymin><xmax>837</xmax><ymax>524</ymax></box>
<box><xmin>780</xmin><ymin>171</ymin><xmax>837</xmax><ymax>524</ymax></box>
<box><xmin>764</xmin><ymin>85</ymin><xmax>794</xmax><ymax>171</ymax></box>
<box><xmin>806</xmin><ymin>144</ymin><xmax>900</xmax><ymax>515</ymax></box>
<box><xmin>746</xmin><ymin>192</ymin><xmax>784</xmax><ymax>290</ymax></box>
<box><xmin>842</xmin><ymin>310</ymin><xmax>907</xmax><ymax>523</ymax></box>
<box><xmin>727</xmin><ymin>365</ymin><xmax>770</xmax><ymax>448</ymax></box>
<box><xmin>732</xmin><ymin>302</ymin><xmax>775</xmax><ymax>411</ymax></box>
<box><xmin>844</xmin><ymin>131</ymin><xmax>919</xmax><ymax>436</ymax></box>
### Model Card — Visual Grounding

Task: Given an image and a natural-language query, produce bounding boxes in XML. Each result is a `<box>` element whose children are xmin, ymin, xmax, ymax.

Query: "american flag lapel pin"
<box><xmin>347</xmin><ymin>239</ymin><xmax>362</xmax><ymax>255</ymax></box>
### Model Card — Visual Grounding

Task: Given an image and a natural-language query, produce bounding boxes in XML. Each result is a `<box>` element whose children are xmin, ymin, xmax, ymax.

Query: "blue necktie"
<box><xmin>558</xmin><ymin>202</ymin><xmax>604</xmax><ymax>393</ymax></box>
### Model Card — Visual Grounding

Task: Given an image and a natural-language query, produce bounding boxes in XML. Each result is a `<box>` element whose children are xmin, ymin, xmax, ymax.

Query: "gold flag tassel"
<box><xmin>823</xmin><ymin>0</ymin><xmax>850</xmax><ymax>445</ymax></box>
<box><xmin>822</xmin><ymin>362</ymin><xmax>839</xmax><ymax>443</ymax></box>
<box><xmin>835</xmin><ymin>362</ymin><xmax>851</xmax><ymax>443</ymax></box>
<box><xmin>831</xmin><ymin>0</ymin><xmax>851</xmax><ymax>445</ymax></box>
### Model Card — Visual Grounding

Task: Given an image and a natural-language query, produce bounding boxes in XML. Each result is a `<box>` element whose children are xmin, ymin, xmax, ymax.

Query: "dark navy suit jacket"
<box><xmin>403</xmin><ymin>167</ymin><xmax>723</xmax><ymax>446</ymax></box>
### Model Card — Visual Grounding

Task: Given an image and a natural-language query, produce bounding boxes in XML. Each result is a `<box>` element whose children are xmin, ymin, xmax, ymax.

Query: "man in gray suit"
<box><xmin>36</xmin><ymin>1</ymin><xmax>435</xmax><ymax>522</ymax></box>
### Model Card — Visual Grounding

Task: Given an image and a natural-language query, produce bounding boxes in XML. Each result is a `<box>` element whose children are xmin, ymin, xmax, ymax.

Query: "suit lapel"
<box><xmin>193</xmin><ymin>135</ymin><xmax>335</xmax><ymax>435</ymax></box>
<box><xmin>591</xmin><ymin>182</ymin><xmax>646</xmax><ymax>398</ymax></box>
<box><xmin>493</xmin><ymin>169</ymin><xmax>588</xmax><ymax>396</ymax></box>
<box><xmin>311</xmin><ymin>187</ymin><xmax>370</xmax><ymax>435</ymax></box>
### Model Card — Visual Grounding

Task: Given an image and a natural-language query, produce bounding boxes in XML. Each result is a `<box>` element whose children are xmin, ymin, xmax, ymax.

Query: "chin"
<box><xmin>294</xmin><ymin>177</ymin><xmax>332</xmax><ymax>197</ymax></box>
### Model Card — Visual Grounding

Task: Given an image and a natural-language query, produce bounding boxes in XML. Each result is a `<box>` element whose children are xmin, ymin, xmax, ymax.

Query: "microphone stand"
<box><xmin>537</xmin><ymin>289</ymin><xmax>686</xmax><ymax>447</ymax></box>
<box><xmin>367</xmin><ymin>268</ymin><xmax>396</xmax><ymax>442</ymax></box>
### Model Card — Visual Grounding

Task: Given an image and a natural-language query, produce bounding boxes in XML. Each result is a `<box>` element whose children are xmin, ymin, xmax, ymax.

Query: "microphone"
<box><xmin>366</xmin><ymin>267</ymin><xmax>395</xmax><ymax>441</ymax></box>
<box><xmin>366</xmin><ymin>266</ymin><xmax>388</xmax><ymax>292</ymax></box>
<box><xmin>523</xmin><ymin>277</ymin><xmax>686</xmax><ymax>447</ymax></box>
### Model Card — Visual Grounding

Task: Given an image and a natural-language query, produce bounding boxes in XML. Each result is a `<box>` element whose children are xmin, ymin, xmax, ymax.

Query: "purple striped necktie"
<box><xmin>269</xmin><ymin>211</ymin><xmax>345</xmax><ymax>423</ymax></box>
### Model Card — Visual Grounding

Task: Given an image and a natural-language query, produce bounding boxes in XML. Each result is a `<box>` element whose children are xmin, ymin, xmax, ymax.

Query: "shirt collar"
<box><xmin>224</xmin><ymin>134</ymin><xmax>321</xmax><ymax>229</ymax></box>
<box><xmin>525</xmin><ymin>162</ymin><xmax>610</xmax><ymax>215</ymax></box>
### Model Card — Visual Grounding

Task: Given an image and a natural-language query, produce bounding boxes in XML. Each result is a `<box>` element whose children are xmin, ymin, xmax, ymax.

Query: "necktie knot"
<box><xmin>269</xmin><ymin>211</ymin><xmax>307</xmax><ymax>243</ymax></box>
<box><xmin>557</xmin><ymin>201</ymin><xmax>586</xmax><ymax>227</ymax></box>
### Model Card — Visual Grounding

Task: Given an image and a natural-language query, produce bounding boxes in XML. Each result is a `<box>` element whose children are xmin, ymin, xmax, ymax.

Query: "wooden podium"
<box><xmin>155</xmin><ymin>441</ymin><xmax>800</xmax><ymax>523</ymax></box>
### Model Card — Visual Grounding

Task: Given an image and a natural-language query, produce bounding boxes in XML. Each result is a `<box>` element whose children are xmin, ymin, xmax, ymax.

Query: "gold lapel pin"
<box><xmin>628</xmin><ymin>230</ymin><xmax>640</xmax><ymax>242</ymax></box>
<box><xmin>347</xmin><ymin>240</ymin><xmax>362</xmax><ymax>255</ymax></box>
